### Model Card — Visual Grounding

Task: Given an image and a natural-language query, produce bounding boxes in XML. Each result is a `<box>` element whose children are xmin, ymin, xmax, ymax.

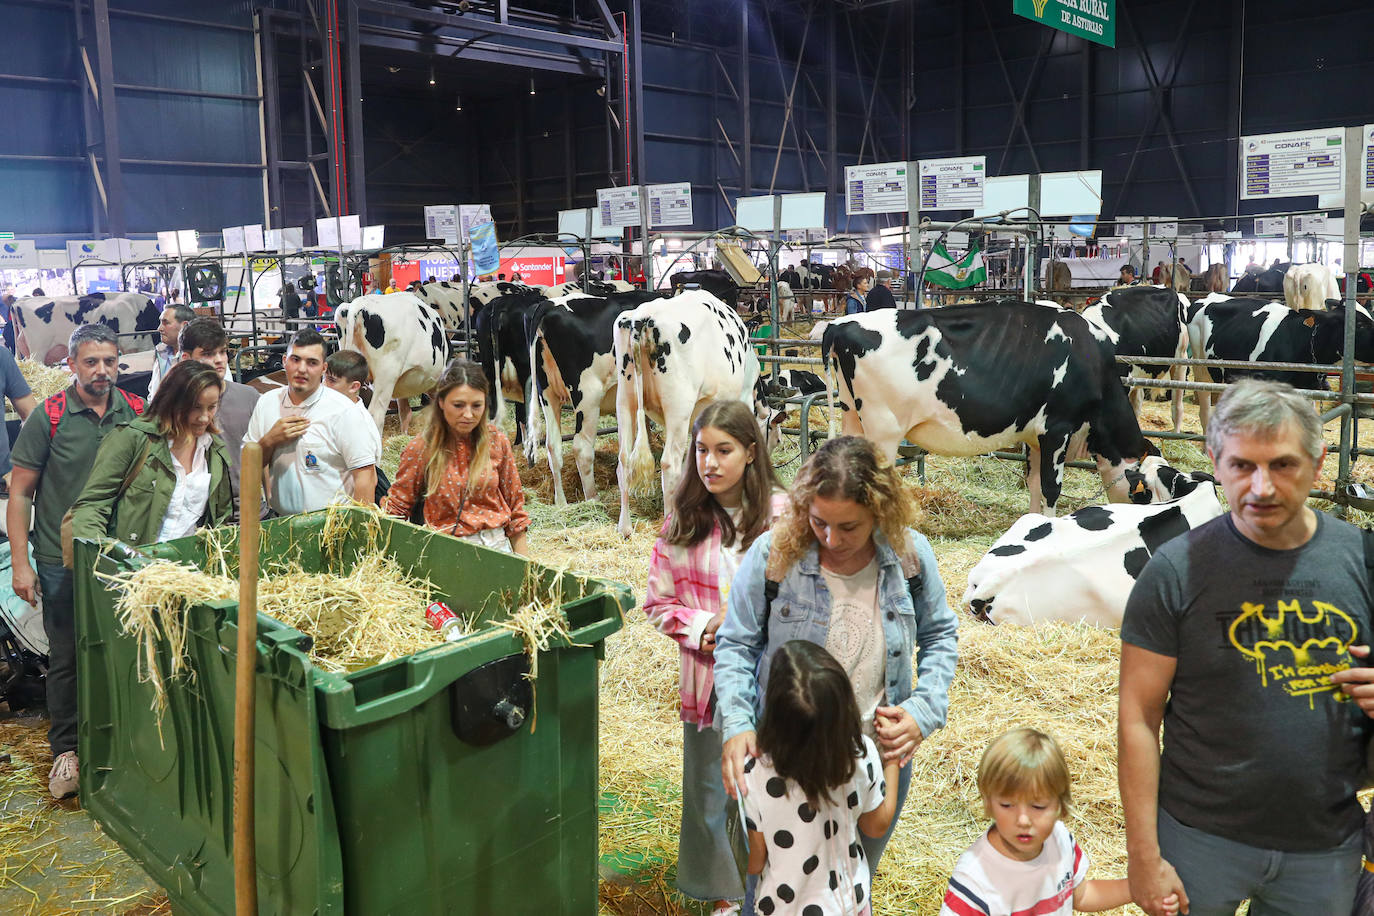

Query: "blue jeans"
<box><xmin>37</xmin><ymin>563</ymin><xmax>76</xmax><ymax>757</ymax></box>
<box><xmin>1158</xmin><ymin>807</ymin><xmax>1361</xmax><ymax>916</ymax></box>
<box><xmin>677</xmin><ymin>723</ymin><xmax>745</xmax><ymax>902</ymax></box>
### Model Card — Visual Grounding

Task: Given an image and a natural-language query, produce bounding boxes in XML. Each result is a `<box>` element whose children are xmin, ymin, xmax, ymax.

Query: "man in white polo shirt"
<box><xmin>244</xmin><ymin>329</ymin><xmax>377</xmax><ymax>514</ymax></box>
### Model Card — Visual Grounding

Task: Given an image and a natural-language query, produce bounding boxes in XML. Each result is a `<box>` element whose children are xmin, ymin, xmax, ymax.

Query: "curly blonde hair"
<box><xmin>770</xmin><ymin>436</ymin><xmax>921</xmax><ymax>574</ymax></box>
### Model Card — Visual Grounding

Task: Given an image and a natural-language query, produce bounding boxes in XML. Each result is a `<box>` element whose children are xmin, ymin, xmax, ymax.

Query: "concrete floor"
<box><xmin>0</xmin><ymin>716</ymin><xmax>167</xmax><ymax>916</ymax></box>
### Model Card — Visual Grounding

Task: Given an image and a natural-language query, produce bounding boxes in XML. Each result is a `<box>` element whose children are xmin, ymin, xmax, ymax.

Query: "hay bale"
<box><xmin>16</xmin><ymin>359</ymin><xmax>70</xmax><ymax>402</ymax></box>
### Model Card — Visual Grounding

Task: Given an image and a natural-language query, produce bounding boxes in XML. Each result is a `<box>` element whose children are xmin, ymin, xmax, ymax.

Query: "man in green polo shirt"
<box><xmin>7</xmin><ymin>323</ymin><xmax>144</xmax><ymax>799</ymax></box>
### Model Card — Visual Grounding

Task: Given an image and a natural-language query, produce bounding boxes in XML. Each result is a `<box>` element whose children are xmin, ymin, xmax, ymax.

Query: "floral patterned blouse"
<box><xmin>385</xmin><ymin>425</ymin><xmax>529</xmax><ymax>539</ymax></box>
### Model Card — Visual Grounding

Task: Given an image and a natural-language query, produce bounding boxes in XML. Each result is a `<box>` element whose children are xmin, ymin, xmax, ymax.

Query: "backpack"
<box><xmin>44</xmin><ymin>388</ymin><xmax>145</xmax><ymax>439</ymax></box>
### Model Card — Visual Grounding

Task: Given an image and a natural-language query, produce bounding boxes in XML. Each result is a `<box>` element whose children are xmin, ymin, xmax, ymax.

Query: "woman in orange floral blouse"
<box><xmin>385</xmin><ymin>358</ymin><xmax>530</xmax><ymax>555</ymax></box>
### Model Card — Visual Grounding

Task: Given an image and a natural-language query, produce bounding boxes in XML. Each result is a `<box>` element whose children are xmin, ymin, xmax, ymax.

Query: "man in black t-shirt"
<box><xmin>865</xmin><ymin>271</ymin><xmax>896</xmax><ymax>311</ymax></box>
<box><xmin>1120</xmin><ymin>379</ymin><xmax>1374</xmax><ymax>916</ymax></box>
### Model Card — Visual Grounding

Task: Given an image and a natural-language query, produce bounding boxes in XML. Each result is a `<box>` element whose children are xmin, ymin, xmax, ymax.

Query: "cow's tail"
<box><xmin>624</xmin><ymin>320</ymin><xmax>657</xmax><ymax>493</ymax></box>
<box><xmin>822</xmin><ymin>322</ymin><xmax>839</xmax><ymax>438</ymax></box>
<box><xmin>490</xmin><ymin>309</ymin><xmax>510</xmax><ymax>427</ymax></box>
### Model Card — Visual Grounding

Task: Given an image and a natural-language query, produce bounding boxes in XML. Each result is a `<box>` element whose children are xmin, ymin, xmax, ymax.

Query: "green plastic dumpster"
<box><xmin>73</xmin><ymin>508</ymin><xmax>630</xmax><ymax>915</ymax></box>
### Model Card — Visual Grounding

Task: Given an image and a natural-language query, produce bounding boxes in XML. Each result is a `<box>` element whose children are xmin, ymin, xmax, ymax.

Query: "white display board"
<box><xmin>316</xmin><ymin>215</ymin><xmax>362</xmax><ymax>250</ymax></box>
<box><xmin>1039</xmin><ymin>170</ymin><xmax>1103</xmax><ymax>217</ymax></box>
<box><xmin>557</xmin><ymin>208</ymin><xmax>620</xmax><ymax>240</ymax></box>
<box><xmin>1150</xmin><ymin>219</ymin><xmax>1179</xmax><ymax>239</ymax></box>
<box><xmin>915</xmin><ymin>156</ymin><xmax>985</xmax><ymax>211</ymax></box>
<box><xmin>779</xmin><ymin>192</ymin><xmax>825</xmax><ymax>231</ymax></box>
<box><xmin>222</xmin><ymin>226</ymin><xmax>246</xmax><ymax>255</ymax></box>
<box><xmin>128</xmin><ymin>240</ymin><xmax>160</xmax><ymax>261</ymax></box>
<box><xmin>263</xmin><ymin>227</ymin><xmax>304</xmax><ymax>253</ymax></box>
<box><xmin>362</xmin><ymin>225</ymin><xmax>385</xmax><ymax>249</ymax></box>
<box><xmin>1293</xmin><ymin>214</ymin><xmax>1334</xmax><ymax>236</ymax></box>
<box><xmin>458</xmin><ymin>205</ymin><xmax>492</xmax><ymax>242</ymax></box>
<box><xmin>1241</xmin><ymin>127</ymin><xmax>1344</xmax><ymax>200</ymax></box>
<box><xmin>973</xmin><ymin>174</ymin><xmax>1030</xmax><ymax>218</ymax></box>
<box><xmin>736</xmin><ymin>195</ymin><xmax>776</xmax><ymax>232</ymax></box>
<box><xmin>424</xmin><ymin>205</ymin><xmax>459</xmax><ymax>244</ymax></box>
<box><xmin>243</xmin><ymin>224</ymin><xmax>265</xmax><ymax>252</ymax></box>
<box><xmin>1365</xmin><ymin>124</ymin><xmax>1374</xmax><ymax>193</ymax></box>
<box><xmin>647</xmin><ymin>182</ymin><xmax>693</xmax><ymax>227</ymax></box>
<box><xmin>783</xmin><ymin>228</ymin><xmax>827</xmax><ymax>244</ymax></box>
<box><xmin>844</xmin><ymin>161</ymin><xmax>909</xmax><ymax>216</ymax></box>
<box><xmin>1254</xmin><ymin>216</ymin><xmax>1288</xmax><ymax>237</ymax></box>
<box><xmin>1114</xmin><ymin>217</ymin><xmax>1144</xmax><ymax>239</ymax></box>
<box><xmin>66</xmin><ymin>240</ymin><xmax>104</xmax><ymax>262</ymax></box>
<box><xmin>596</xmin><ymin>186</ymin><xmax>642</xmax><ymax>228</ymax></box>
<box><xmin>0</xmin><ymin>240</ymin><xmax>38</xmax><ymax>269</ymax></box>
<box><xmin>102</xmin><ymin>238</ymin><xmax>133</xmax><ymax>261</ymax></box>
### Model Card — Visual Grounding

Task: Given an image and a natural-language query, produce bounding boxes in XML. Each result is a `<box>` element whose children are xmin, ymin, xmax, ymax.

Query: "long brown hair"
<box><xmin>421</xmin><ymin>358</ymin><xmax>492</xmax><ymax>498</ymax></box>
<box><xmin>757</xmin><ymin>640</ymin><xmax>864</xmax><ymax>808</ymax></box>
<box><xmin>664</xmin><ymin>400</ymin><xmax>780</xmax><ymax>549</ymax></box>
<box><xmin>146</xmin><ymin>360</ymin><xmax>223</xmax><ymax>441</ymax></box>
<box><xmin>770</xmin><ymin>435</ymin><xmax>920</xmax><ymax>574</ymax></box>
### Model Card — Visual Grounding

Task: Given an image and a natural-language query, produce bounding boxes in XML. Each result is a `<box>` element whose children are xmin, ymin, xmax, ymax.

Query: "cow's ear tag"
<box><xmin>1304</xmin><ymin>315</ymin><xmax>1316</xmax><ymax>327</ymax></box>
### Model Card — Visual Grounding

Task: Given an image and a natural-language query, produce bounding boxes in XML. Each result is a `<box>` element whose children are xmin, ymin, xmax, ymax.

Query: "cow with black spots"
<box><xmin>963</xmin><ymin>464</ymin><xmax>1222</xmax><ymax>629</ymax></box>
<box><xmin>741</xmin><ymin>641</ymin><xmax>899</xmax><ymax>916</ymax></box>
<box><xmin>822</xmin><ymin>302</ymin><xmax>1155</xmax><ymax>516</ymax></box>
<box><xmin>333</xmin><ymin>291</ymin><xmax>452</xmax><ymax>434</ymax></box>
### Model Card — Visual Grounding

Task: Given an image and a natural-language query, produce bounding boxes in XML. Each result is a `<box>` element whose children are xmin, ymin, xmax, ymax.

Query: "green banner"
<box><xmin>1013</xmin><ymin>0</ymin><xmax>1115</xmax><ymax>48</ymax></box>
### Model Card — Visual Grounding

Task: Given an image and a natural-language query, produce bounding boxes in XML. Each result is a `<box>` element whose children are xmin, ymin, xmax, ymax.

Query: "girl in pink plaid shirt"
<box><xmin>644</xmin><ymin>399</ymin><xmax>786</xmax><ymax>915</ymax></box>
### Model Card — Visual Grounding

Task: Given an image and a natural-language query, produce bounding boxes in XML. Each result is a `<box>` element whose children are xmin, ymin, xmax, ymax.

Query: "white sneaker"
<box><xmin>48</xmin><ymin>750</ymin><xmax>78</xmax><ymax>799</ymax></box>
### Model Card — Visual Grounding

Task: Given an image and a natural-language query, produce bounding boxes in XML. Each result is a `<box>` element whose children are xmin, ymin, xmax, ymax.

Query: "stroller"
<box><xmin>0</xmin><ymin>542</ymin><xmax>47</xmax><ymax>713</ymax></box>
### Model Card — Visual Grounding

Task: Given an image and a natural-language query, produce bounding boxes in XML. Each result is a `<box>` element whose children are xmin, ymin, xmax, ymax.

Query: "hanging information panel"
<box><xmin>647</xmin><ymin>182</ymin><xmax>693</xmax><ymax>227</ymax></box>
<box><xmin>844</xmin><ymin>162</ymin><xmax>908</xmax><ymax>216</ymax></box>
<box><xmin>424</xmin><ymin>205</ymin><xmax>459</xmax><ymax>244</ymax></box>
<box><xmin>1150</xmin><ymin>219</ymin><xmax>1179</xmax><ymax>239</ymax></box>
<box><xmin>1365</xmin><ymin>124</ymin><xmax>1374</xmax><ymax>192</ymax></box>
<box><xmin>1241</xmin><ymin>128</ymin><xmax>1344</xmax><ymax>200</ymax></box>
<box><xmin>916</xmin><ymin>156</ymin><xmax>986</xmax><ymax>211</ymax></box>
<box><xmin>1254</xmin><ymin>217</ymin><xmax>1289</xmax><ymax>237</ymax></box>
<box><xmin>458</xmin><ymin>205</ymin><xmax>492</xmax><ymax>242</ymax></box>
<box><xmin>596</xmin><ymin>186</ymin><xmax>642</xmax><ymax>228</ymax></box>
<box><xmin>1292</xmin><ymin>214</ymin><xmax>1329</xmax><ymax>236</ymax></box>
<box><xmin>1013</xmin><ymin>0</ymin><xmax>1115</xmax><ymax>48</ymax></box>
<box><xmin>0</xmin><ymin>240</ymin><xmax>38</xmax><ymax>269</ymax></box>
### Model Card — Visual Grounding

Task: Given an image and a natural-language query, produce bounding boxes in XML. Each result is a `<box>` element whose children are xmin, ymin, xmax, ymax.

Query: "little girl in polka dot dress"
<box><xmin>741</xmin><ymin>640</ymin><xmax>899</xmax><ymax>916</ymax></box>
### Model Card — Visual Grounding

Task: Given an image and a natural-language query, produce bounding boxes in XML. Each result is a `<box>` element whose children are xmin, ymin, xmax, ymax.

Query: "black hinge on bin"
<box><xmin>450</xmin><ymin>655</ymin><xmax>533</xmax><ymax>746</ymax></box>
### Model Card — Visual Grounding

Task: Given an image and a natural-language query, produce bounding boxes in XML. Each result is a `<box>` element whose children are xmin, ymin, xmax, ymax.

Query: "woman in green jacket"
<box><xmin>72</xmin><ymin>360</ymin><xmax>232</xmax><ymax>547</ymax></box>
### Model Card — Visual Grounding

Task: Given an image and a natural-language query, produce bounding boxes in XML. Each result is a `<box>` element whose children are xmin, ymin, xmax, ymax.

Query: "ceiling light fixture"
<box><xmin>529</xmin><ymin>76</ymin><xmax>536</xmax><ymax>96</ymax></box>
<box><xmin>455</xmin><ymin>94</ymin><xmax>463</xmax><ymax>111</ymax></box>
<box><xmin>428</xmin><ymin>64</ymin><xmax>436</xmax><ymax>86</ymax></box>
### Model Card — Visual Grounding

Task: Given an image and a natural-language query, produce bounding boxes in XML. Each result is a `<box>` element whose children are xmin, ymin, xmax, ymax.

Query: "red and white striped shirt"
<box><xmin>940</xmin><ymin>821</ymin><xmax>1087</xmax><ymax>916</ymax></box>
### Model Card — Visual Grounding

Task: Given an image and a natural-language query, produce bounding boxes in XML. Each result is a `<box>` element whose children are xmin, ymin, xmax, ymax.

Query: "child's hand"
<box><xmin>700</xmin><ymin>611</ymin><xmax>726</xmax><ymax>654</ymax></box>
<box><xmin>1161</xmin><ymin>893</ymin><xmax>1180</xmax><ymax>916</ymax></box>
<box><xmin>874</xmin><ymin>705</ymin><xmax>924</xmax><ymax>765</ymax></box>
<box><xmin>722</xmin><ymin>731</ymin><xmax>758</xmax><ymax>799</ymax></box>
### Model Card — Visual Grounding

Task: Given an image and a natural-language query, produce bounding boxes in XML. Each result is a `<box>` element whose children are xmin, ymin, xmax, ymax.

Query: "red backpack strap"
<box><xmin>44</xmin><ymin>391</ymin><xmax>67</xmax><ymax>440</ymax></box>
<box><xmin>118</xmin><ymin>389</ymin><xmax>146</xmax><ymax>415</ymax></box>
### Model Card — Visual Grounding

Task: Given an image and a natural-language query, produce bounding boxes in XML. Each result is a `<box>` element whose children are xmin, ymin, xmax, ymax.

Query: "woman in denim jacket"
<box><xmin>715</xmin><ymin>436</ymin><xmax>959</xmax><ymax>871</ymax></box>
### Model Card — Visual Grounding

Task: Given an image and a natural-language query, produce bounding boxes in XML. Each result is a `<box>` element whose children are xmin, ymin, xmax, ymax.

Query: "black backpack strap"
<box><xmin>1363</xmin><ymin>528</ymin><xmax>1374</xmax><ymax>583</ymax></box>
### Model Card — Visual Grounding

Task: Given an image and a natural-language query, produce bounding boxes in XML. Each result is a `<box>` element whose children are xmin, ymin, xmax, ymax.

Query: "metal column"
<box><xmin>740</xmin><ymin>1</ymin><xmax>751</xmax><ymax>199</ymax></box>
<box><xmin>345</xmin><ymin>0</ymin><xmax>366</xmax><ymax>222</ymax></box>
<box><xmin>74</xmin><ymin>0</ymin><xmax>127</xmax><ymax>236</ymax></box>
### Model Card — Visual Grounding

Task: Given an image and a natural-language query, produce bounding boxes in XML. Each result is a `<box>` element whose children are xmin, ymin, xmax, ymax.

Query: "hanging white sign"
<box><xmin>0</xmin><ymin>240</ymin><xmax>38</xmax><ymax>269</ymax></box>
<box><xmin>424</xmin><ymin>205</ymin><xmax>459</xmax><ymax>244</ymax></box>
<box><xmin>844</xmin><ymin>161</ymin><xmax>908</xmax><ymax>216</ymax></box>
<box><xmin>596</xmin><ymin>187</ymin><xmax>642</xmax><ymax>228</ymax></box>
<box><xmin>1241</xmin><ymin>127</ymin><xmax>1344</xmax><ymax>200</ymax></box>
<box><xmin>915</xmin><ymin>156</ymin><xmax>986</xmax><ymax>211</ymax></box>
<box><xmin>647</xmin><ymin>182</ymin><xmax>693</xmax><ymax>228</ymax></box>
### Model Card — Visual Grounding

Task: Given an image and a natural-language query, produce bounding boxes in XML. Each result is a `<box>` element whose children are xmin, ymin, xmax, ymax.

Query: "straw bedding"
<box><xmin>15</xmin><ymin>359</ymin><xmax>70</xmax><ymax>403</ymax></box>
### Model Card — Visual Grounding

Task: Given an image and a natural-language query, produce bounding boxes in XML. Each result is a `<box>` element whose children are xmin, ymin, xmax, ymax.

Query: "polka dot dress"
<box><xmin>742</xmin><ymin>736</ymin><xmax>886</xmax><ymax>915</ymax></box>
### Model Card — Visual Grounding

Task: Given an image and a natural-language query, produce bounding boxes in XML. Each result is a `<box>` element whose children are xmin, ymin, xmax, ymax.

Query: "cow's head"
<box><xmin>1123</xmin><ymin>455</ymin><xmax>1216</xmax><ymax>504</ymax></box>
<box><xmin>1311</xmin><ymin>304</ymin><xmax>1374</xmax><ymax>364</ymax></box>
<box><xmin>752</xmin><ymin>377</ymin><xmax>788</xmax><ymax>457</ymax></box>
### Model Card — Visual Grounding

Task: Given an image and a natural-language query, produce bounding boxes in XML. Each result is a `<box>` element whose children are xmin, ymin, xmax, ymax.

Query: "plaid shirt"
<box><xmin>643</xmin><ymin>492</ymin><xmax>788</xmax><ymax>728</ymax></box>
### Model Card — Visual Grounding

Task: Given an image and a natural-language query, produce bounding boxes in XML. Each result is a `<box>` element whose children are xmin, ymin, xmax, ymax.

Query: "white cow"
<box><xmin>11</xmin><ymin>292</ymin><xmax>160</xmax><ymax>364</ymax></box>
<box><xmin>1283</xmin><ymin>263</ymin><xmax>1340</xmax><ymax>311</ymax></box>
<box><xmin>333</xmin><ymin>292</ymin><xmax>451</xmax><ymax>434</ymax></box>
<box><xmin>613</xmin><ymin>290</ymin><xmax>764</xmax><ymax>537</ymax></box>
<box><xmin>963</xmin><ymin>473</ymin><xmax>1222</xmax><ymax>628</ymax></box>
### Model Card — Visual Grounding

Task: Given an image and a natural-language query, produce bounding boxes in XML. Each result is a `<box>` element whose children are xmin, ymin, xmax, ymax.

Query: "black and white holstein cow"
<box><xmin>822</xmin><ymin>302</ymin><xmax>1154</xmax><ymax>515</ymax></box>
<box><xmin>1187</xmin><ymin>294</ymin><xmax>1374</xmax><ymax>428</ymax></box>
<box><xmin>963</xmin><ymin>468</ymin><xmax>1221</xmax><ymax>628</ymax></box>
<box><xmin>525</xmin><ymin>290</ymin><xmax>660</xmax><ymax>505</ymax></box>
<box><xmin>474</xmin><ymin>286</ymin><xmax>551</xmax><ymax>444</ymax></box>
<box><xmin>11</xmin><ymin>292</ymin><xmax>161</xmax><ymax>364</ymax></box>
<box><xmin>1080</xmin><ymin>285</ymin><xmax>1191</xmax><ymax>433</ymax></box>
<box><xmin>613</xmin><ymin>290</ymin><xmax>768</xmax><ymax>537</ymax></box>
<box><xmin>668</xmin><ymin>270</ymin><xmax>740</xmax><ymax>309</ymax></box>
<box><xmin>334</xmin><ymin>292</ymin><xmax>452</xmax><ymax>434</ymax></box>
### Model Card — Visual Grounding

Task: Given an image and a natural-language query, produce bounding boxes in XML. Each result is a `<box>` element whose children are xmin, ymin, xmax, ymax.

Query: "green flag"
<box><xmin>926</xmin><ymin>241</ymin><xmax>986</xmax><ymax>289</ymax></box>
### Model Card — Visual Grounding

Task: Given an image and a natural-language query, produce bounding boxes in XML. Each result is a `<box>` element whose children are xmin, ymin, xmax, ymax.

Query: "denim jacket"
<box><xmin>714</xmin><ymin>528</ymin><xmax>959</xmax><ymax>743</ymax></box>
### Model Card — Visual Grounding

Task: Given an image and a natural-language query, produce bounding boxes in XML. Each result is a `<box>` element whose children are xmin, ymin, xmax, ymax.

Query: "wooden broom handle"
<box><xmin>234</xmin><ymin>443</ymin><xmax>263</xmax><ymax>915</ymax></box>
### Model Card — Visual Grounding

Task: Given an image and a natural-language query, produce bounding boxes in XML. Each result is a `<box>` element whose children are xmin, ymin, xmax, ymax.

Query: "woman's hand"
<box><xmin>874</xmin><ymin>705</ymin><xmax>923</xmax><ymax>766</ymax></box>
<box><xmin>699</xmin><ymin>611</ymin><xmax>726</xmax><ymax>654</ymax></box>
<box><xmin>721</xmin><ymin>730</ymin><xmax>758</xmax><ymax>799</ymax></box>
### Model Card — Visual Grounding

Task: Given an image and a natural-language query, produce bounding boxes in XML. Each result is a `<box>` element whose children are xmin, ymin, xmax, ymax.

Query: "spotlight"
<box><xmin>529</xmin><ymin>76</ymin><xmax>536</xmax><ymax>96</ymax></box>
<box><xmin>596</xmin><ymin>83</ymin><xmax>606</xmax><ymax>97</ymax></box>
<box><xmin>455</xmin><ymin>94</ymin><xmax>463</xmax><ymax>111</ymax></box>
<box><xmin>428</xmin><ymin>64</ymin><xmax>436</xmax><ymax>86</ymax></box>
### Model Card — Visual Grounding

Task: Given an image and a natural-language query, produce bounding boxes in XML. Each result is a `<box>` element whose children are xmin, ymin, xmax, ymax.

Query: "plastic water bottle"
<box><xmin>425</xmin><ymin>601</ymin><xmax>465</xmax><ymax>642</ymax></box>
